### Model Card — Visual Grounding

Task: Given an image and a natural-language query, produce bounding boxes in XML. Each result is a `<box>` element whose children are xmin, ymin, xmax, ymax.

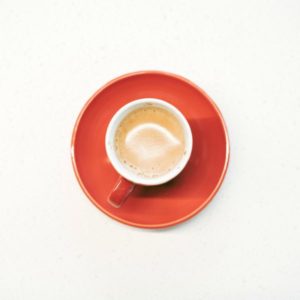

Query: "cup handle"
<box><xmin>108</xmin><ymin>177</ymin><xmax>136</xmax><ymax>208</ymax></box>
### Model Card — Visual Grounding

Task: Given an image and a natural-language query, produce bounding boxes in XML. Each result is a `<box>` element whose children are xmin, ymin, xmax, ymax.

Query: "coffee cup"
<box><xmin>105</xmin><ymin>98</ymin><xmax>193</xmax><ymax>207</ymax></box>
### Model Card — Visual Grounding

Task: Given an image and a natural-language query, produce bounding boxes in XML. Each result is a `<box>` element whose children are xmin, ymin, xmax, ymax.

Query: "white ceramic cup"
<box><xmin>105</xmin><ymin>98</ymin><xmax>193</xmax><ymax>207</ymax></box>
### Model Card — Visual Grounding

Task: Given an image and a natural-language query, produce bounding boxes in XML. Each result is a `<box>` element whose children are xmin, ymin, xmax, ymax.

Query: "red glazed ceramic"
<box><xmin>71</xmin><ymin>71</ymin><xmax>229</xmax><ymax>229</ymax></box>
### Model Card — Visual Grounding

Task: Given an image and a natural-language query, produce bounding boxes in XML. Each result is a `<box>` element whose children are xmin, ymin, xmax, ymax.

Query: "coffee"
<box><xmin>114</xmin><ymin>105</ymin><xmax>186</xmax><ymax>178</ymax></box>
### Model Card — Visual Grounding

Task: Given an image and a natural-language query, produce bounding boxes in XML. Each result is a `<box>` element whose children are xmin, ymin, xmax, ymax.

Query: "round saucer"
<box><xmin>71</xmin><ymin>71</ymin><xmax>229</xmax><ymax>229</ymax></box>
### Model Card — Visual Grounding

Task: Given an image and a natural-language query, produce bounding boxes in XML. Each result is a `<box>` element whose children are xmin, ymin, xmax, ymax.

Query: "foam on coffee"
<box><xmin>114</xmin><ymin>105</ymin><xmax>186</xmax><ymax>178</ymax></box>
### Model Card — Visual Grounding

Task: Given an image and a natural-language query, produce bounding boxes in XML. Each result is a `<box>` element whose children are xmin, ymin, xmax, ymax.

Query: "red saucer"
<box><xmin>71</xmin><ymin>71</ymin><xmax>229</xmax><ymax>229</ymax></box>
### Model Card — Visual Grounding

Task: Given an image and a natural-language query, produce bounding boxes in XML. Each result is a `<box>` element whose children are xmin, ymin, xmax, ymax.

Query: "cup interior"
<box><xmin>105</xmin><ymin>98</ymin><xmax>193</xmax><ymax>185</ymax></box>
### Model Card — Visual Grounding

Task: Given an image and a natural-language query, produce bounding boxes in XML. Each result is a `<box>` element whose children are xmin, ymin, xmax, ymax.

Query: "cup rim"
<box><xmin>105</xmin><ymin>98</ymin><xmax>193</xmax><ymax>186</ymax></box>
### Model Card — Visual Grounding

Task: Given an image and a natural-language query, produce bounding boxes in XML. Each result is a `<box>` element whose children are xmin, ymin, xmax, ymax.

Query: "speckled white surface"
<box><xmin>1</xmin><ymin>0</ymin><xmax>300</xmax><ymax>299</ymax></box>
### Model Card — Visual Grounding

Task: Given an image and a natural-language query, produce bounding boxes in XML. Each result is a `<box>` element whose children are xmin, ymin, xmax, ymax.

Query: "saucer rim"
<box><xmin>71</xmin><ymin>70</ymin><xmax>230</xmax><ymax>229</ymax></box>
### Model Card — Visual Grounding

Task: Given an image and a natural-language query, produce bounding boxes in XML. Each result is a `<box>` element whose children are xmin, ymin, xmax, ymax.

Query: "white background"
<box><xmin>1</xmin><ymin>0</ymin><xmax>300</xmax><ymax>299</ymax></box>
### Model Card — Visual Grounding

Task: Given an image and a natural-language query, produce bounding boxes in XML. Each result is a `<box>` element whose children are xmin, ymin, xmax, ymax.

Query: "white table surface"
<box><xmin>1</xmin><ymin>0</ymin><xmax>300</xmax><ymax>299</ymax></box>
